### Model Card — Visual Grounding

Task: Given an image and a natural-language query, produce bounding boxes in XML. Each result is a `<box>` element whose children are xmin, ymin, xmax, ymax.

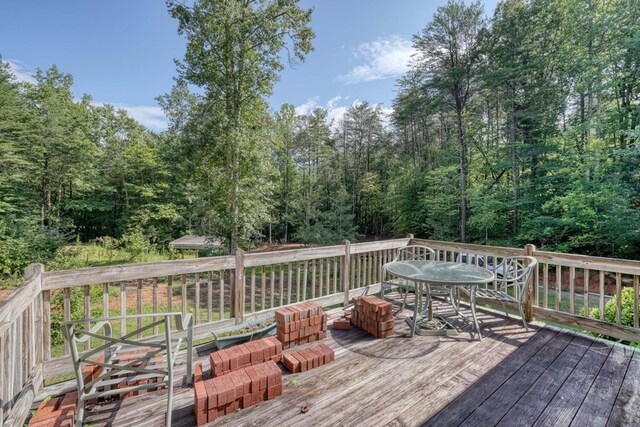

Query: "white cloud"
<box><xmin>294</xmin><ymin>96</ymin><xmax>320</xmax><ymax>116</ymax></box>
<box><xmin>295</xmin><ymin>96</ymin><xmax>393</xmax><ymax>130</ymax></box>
<box><xmin>2</xmin><ymin>59</ymin><xmax>37</xmax><ymax>84</ymax></box>
<box><xmin>117</xmin><ymin>105</ymin><xmax>168</xmax><ymax>131</ymax></box>
<box><xmin>91</xmin><ymin>101</ymin><xmax>168</xmax><ymax>131</ymax></box>
<box><xmin>338</xmin><ymin>36</ymin><xmax>415</xmax><ymax>84</ymax></box>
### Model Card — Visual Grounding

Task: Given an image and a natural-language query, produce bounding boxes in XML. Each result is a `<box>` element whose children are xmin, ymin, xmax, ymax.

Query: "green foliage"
<box><xmin>586</xmin><ymin>287</ymin><xmax>636</xmax><ymax>328</ymax></box>
<box><xmin>0</xmin><ymin>216</ymin><xmax>68</xmax><ymax>285</ymax></box>
<box><xmin>122</xmin><ymin>229</ymin><xmax>152</xmax><ymax>262</ymax></box>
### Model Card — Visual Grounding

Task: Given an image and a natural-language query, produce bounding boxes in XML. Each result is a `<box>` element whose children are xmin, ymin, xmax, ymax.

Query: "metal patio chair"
<box><xmin>462</xmin><ymin>256</ymin><xmax>538</xmax><ymax>330</ymax></box>
<box><xmin>61</xmin><ymin>313</ymin><xmax>193</xmax><ymax>427</ymax></box>
<box><xmin>380</xmin><ymin>245</ymin><xmax>437</xmax><ymax>311</ymax></box>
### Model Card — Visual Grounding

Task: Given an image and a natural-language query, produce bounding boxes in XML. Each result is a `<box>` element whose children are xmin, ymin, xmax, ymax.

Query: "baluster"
<box><xmin>250</xmin><ymin>267</ymin><xmax>256</xmax><ymax>313</ymax></box>
<box><xmin>270</xmin><ymin>265</ymin><xmax>275</xmax><ymax>308</ymax></box>
<box><xmin>207</xmin><ymin>271</ymin><xmax>213</xmax><ymax>323</ymax></box>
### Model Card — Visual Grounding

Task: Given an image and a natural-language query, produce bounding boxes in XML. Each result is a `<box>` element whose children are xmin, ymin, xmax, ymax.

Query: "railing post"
<box><xmin>407</xmin><ymin>233</ymin><xmax>414</xmax><ymax>244</ymax></box>
<box><xmin>524</xmin><ymin>244</ymin><xmax>536</xmax><ymax>322</ymax></box>
<box><xmin>342</xmin><ymin>240</ymin><xmax>351</xmax><ymax>306</ymax></box>
<box><xmin>234</xmin><ymin>249</ymin><xmax>245</xmax><ymax>325</ymax></box>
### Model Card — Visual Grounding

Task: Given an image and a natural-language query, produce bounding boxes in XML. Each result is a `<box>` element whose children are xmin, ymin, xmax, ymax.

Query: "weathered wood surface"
<box><xmin>42</xmin><ymin>256</ymin><xmax>236</xmax><ymax>290</ymax></box>
<box><xmin>31</xmin><ymin>295</ymin><xmax>638</xmax><ymax>427</ymax></box>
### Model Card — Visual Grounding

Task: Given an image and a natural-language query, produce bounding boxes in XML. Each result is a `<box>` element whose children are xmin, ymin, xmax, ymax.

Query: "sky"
<box><xmin>0</xmin><ymin>0</ymin><xmax>498</xmax><ymax>131</ymax></box>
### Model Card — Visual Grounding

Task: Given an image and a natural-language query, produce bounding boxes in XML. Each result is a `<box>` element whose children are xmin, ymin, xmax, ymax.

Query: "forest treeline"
<box><xmin>1</xmin><ymin>0</ymin><xmax>639</xmax><ymax>281</ymax></box>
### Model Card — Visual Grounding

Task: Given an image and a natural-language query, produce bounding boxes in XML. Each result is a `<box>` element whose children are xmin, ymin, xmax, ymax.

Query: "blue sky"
<box><xmin>0</xmin><ymin>0</ymin><xmax>498</xmax><ymax>131</ymax></box>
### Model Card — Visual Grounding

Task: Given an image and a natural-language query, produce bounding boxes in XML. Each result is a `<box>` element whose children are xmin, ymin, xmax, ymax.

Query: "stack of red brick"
<box><xmin>210</xmin><ymin>336</ymin><xmax>282</xmax><ymax>376</ymax></box>
<box><xmin>281</xmin><ymin>343</ymin><xmax>334</xmax><ymax>373</ymax></box>
<box><xmin>193</xmin><ymin>337</ymin><xmax>284</xmax><ymax>425</ymax></box>
<box><xmin>194</xmin><ymin>360</ymin><xmax>283</xmax><ymax>424</ymax></box>
<box><xmin>351</xmin><ymin>295</ymin><xmax>394</xmax><ymax>338</ymax></box>
<box><xmin>28</xmin><ymin>392</ymin><xmax>77</xmax><ymax>427</ymax></box>
<box><xmin>275</xmin><ymin>302</ymin><xmax>327</xmax><ymax>349</ymax></box>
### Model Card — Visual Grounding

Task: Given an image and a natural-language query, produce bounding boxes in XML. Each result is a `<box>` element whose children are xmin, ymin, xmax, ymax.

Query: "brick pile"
<box><xmin>81</xmin><ymin>348</ymin><xmax>165</xmax><ymax>400</ymax></box>
<box><xmin>275</xmin><ymin>302</ymin><xmax>327</xmax><ymax>349</ymax></box>
<box><xmin>194</xmin><ymin>360</ymin><xmax>282</xmax><ymax>424</ymax></box>
<box><xmin>209</xmin><ymin>337</ymin><xmax>282</xmax><ymax>377</ymax></box>
<box><xmin>28</xmin><ymin>392</ymin><xmax>77</xmax><ymax>427</ymax></box>
<box><xmin>351</xmin><ymin>295</ymin><xmax>395</xmax><ymax>338</ymax></box>
<box><xmin>112</xmin><ymin>348</ymin><xmax>165</xmax><ymax>397</ymax></box>
<box><xmin>281</xmin><ymin>343</ymin><xmax>334</xmax><ymax>373</ymax></box>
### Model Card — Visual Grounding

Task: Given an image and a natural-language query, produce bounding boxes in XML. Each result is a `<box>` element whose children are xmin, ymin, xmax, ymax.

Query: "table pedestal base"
<box><xmin>405</xmin><ymin>316</ymin><xmax>458</xmax><ymax>337</ymax></box>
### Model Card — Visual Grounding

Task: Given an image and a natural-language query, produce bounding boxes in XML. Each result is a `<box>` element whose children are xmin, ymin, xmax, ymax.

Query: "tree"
<box><xmin>412</xmin><ymin>0</ymin><xmax>485</xmax><ymax>242</ymax></box>
<box><xmin>167</xmin><ymin>0</ymin><xmax>314</xmax><ymax>251</ymax></box>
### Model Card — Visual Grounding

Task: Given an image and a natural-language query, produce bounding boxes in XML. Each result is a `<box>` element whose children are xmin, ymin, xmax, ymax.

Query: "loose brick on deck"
<box><xmin>281</xmin><ymin>343</ymin><xmax>334</xmax><ymax>373</ymax></box>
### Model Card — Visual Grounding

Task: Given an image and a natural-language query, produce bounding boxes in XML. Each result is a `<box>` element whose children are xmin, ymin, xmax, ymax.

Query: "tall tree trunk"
<box><xmin>456</xmin><ymin>110</ymin><xmax>467</xmax><ymax>243</ymax></box>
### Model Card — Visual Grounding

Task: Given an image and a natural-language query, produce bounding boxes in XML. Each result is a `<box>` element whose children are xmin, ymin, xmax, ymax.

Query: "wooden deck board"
<box><xmin>570</xmin><ymin>344</ymin><xmax>634</xmax><ymax>426</ymax></box>
<box><xmin>38</xmin><ymin>294</ymin><xmax>639</xmax><ymax>427</ymax></box>
<box><xmin>607</xmin><ymin>349</ymin><xmax>640</xmax><ymax>426</ymax></box>
<box><xmin>497</xmin><ymin>335</ymin><xmax>592</xmax><ymax>426</ymax></box>
<box><xmin>532</xmin><ymin>338</ymin><xmax>612</xmax><ymax>427</ymax></box>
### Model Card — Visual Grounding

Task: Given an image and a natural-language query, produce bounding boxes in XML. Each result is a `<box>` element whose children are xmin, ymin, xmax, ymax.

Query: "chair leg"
<box><xmin>401</xmin><ymin>284</ymin><xmax>409</xmax><ymax>312</ymax></box>
<box><xmin>518</xmin><ymin>304</ymin><xmax>529</xmax><ymax>331</ymax></box>
<box><xmin>166</xmin><ymin>380</ymin><xmax>173</xmax><ymax>427</ymax></box>
<box><xmin>75</xmin><ymin>398</ymin><xmax>84</xmax><ymax>427</ymax></box>
<box><xmin>502</xmin><ymin>302</ymin><xmax>509</xmax><ymax>318</ymax></box>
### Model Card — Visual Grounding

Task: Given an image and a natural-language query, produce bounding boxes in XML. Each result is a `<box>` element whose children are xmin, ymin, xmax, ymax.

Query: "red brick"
<box><xmin>194</xmin><ymin>362</ymin><xmax>204</xmax><ymax>383</ymax></box>
<box><xmin>211</xmin><ymin>377</ymin><xmax>227</xmax><ymax>406</ymax></box>
<box><xmin>219</xmin><ymin>350</ymin><xmax>231</xmax><ymax>373</ymax></box>
<box><xmin>204</xmin><ymin>378</ymin><xmax>218</xmax><ymax>410</ymax></box>
<box><xmin>282</xmin><ymin>353</ymin><xmax>300</xmax><ymax>373</ymax></box>
<box><xmin>29</xmin><ymin>396</ymin><xmax>61</xmax><ymax>423</ymax></box>
<box><xmin>228</xmin><ymin>371</ymin><xmax>244</xmax><ymax>400</ymax></box>
<box><xmin>244</xmin><ymin>366</ymin><xmax>260</xmax><ymax>393</ymax></box>
<box><xmin>242</xmin><ymin>393</ymin><xmax>253</xmax><ymax>409</ymax></box>
<box><xmin>194</xmin><ymin>380</ymin><xmax>208</xmax><ymax>425</ymax></box>
<box><xmin>210</xmin><ymin>352</ymin><xmax>223</xmax><ymax>375</ymax></box>
<box><xmin>253</xmin><ymin>363</ymin><xmax>268</xmax><ymax>391</ymax></box>
<box><xmin>292</xmin><ymin>352</ymin><xmax>307</xmax><ymax>372</ymax></box>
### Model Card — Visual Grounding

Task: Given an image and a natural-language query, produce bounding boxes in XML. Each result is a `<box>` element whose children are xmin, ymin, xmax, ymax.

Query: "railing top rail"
<box><xmin>41</xmin><ymin>238</ymin><xmax>411</xmax><ymax>290</ymax></box>
<box><xmin>42</xmin><ymin>255</ymin><xmax>235</xmax><ymax>290</ymax></box>
<box><xmin>411</xmin><ymin>238</ymin><xmax>524</xmax><ymax>257</ymax></box>
<box><xmin>0</xmin><ymin>263</ymin><xmax>43</xmax><ymax>335</ymax></box>
<box><xmin>243</xmin><ymin>244</ymin><xmax>345</xmax><ymax>267</ymax></box>
<box><xmin>532</xmin><ymin>249</ymin><xmax>640</xmax><ymax>275</ymax></box>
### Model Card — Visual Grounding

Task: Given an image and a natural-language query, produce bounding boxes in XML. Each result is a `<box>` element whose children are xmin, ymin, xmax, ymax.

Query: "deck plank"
<box><xmin>605</xmin><ymin>348</ymin><xmax>640</xmax><ymax>426</ymax></box>
<box><xmin>531</xmin><ymin>339</ymin><xmax>611</xmax><ymax>427</ymax></box>
<box><xmin>373</xmin><ymin>320</ymin><xmax>538</xmax><ymax>427</ymax></box>
<box><xmin>457</xmin><ymin>331</ymin><xmax>574</xmax><ymax>426</ymax></box>
<box><xmin>497</xmin><ymin>335</ymin><xmax>593</xmax><ymax>426</ymax></box>
<box><xmin>570</xmin><ymin>344</ymin><xmax>634</xmax><ymax>426</ymax></box>
<box><xmin>422</xmin><ymin>329</ymin><xmax>557</xmax><ymax>427</ymax></box>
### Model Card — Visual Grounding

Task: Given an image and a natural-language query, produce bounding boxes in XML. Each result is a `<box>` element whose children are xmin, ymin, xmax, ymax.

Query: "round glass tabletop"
<box><xmin>384</xmin><ymin>260</ymin><xmax>495</xmax><ymax>286</ymax></box>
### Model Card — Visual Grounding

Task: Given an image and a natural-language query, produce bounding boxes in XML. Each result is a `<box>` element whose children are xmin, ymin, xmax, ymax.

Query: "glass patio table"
<box><xmin>382</xmin><ymin>260</ymin><xmax>495</xmax><ymax>339</ymax></box>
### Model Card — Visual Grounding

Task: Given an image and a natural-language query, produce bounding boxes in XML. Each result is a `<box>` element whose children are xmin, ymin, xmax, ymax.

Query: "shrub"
<box><xmin>586</xmin><ymin>287</ymin><xmax>635</xmax><ymax>327</ymax></box>
<box><xmin>122</xmin><ymin>229</ymin><xmax>151</xmax><ymax>262</ymax></box>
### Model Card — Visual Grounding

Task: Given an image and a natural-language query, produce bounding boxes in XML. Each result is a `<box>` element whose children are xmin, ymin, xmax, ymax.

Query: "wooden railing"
<box><xmin>2</xmin><ymin>235</ymin><xmax>640</xmax><ymax>426</ymax></box>
<box><xmin>0</xmin><ymin>264</ymin><xmax>45</xmax><ymax>427</ymax></box>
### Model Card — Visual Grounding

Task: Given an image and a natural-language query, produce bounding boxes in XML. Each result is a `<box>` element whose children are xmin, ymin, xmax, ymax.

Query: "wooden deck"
<box><xmin>48</xmin><ymin>294</ymin><xmax>639</xmax><ymax>427</ymax></box>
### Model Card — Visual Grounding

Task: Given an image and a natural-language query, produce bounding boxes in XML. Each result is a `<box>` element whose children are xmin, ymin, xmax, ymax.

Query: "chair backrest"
<box><xmin>61</xmin><ymin>313</ymin><xmax>192</xmax><ymax>396</ymax></box>
<box><xmin>394</xmin><ymin>245</ymin><xmax>436</xmax><ymax>262</ymax></box>
<box><xmin>499</xmin><ymin>256</ymin><xmax>538</xmax><ymax>302</ymax></box>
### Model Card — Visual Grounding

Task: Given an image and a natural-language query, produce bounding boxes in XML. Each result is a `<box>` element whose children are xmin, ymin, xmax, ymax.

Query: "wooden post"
<box><xmin>342</xmin><ymin>240</ymin><xmax>351</xmax><ymax>306</ymax></box>
<box><xmin>524</xmin><ymin>244</ymin><xmax>536</xmax><ymax>322</ymax></box>
<box><xmin>234</xmin><ymin>249</ymin><xmax>245</xmax><ymax>325</ymax></box>
<box><xmin>407</xmin><ymin>233</ymin><xmax>414</xmax><ymax>244</ymax></box>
